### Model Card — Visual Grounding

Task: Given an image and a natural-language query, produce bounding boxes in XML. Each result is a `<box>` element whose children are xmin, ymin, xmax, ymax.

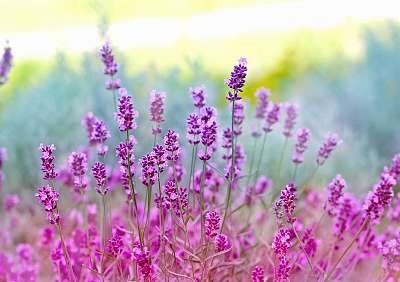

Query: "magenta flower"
<box><xmin>316</xmin><ymin>133</ymin><xmax>341</xmax><ymax>166</ymax></box>
<box><xmin>292</xmin><ymin>128</ymin><xmax>311</xmax><ymax>164</ymax></box>
<box><xmin>133</xmin><ymin>243</ymin><xmax>152</xmax><ymax>278</ymax></box>
<box><xmin>82</xmin><ymin>112</ymin><xmax>110</xmax><ymax>155</ymax></box>
<box><xmin>334</xmin><ymin>193</ymin><xmax>360</xmax><ymax>242</ymax></box>
<box><xmin>139</xmin><ymin>152</ymin><xmax>157</xmax><ymax>187</ymax></box>
<box><xmin>282</xmin><ymin>103</ymin><xmax>298</xmax><ymax>138</ymax></box>
<box><xmin>389</xmin><ymin>154</ymin><xmax>400</xmax><ymax>180</ymax></box>
<box><xmin>363</xmin><ymin>172</ymin><xmax>396</xmax><ymax>224</ymax></box>
<box><xmin>276</xmin><ymin>256</ymin><xmax>290</xmax><ymax>282</ymax></box>
<box><xmin>186</xmin><ymin>112</ymin><xmax>201</xmax><ymax>145</ymax></box>
<box><xmin>99</xmin><ymin>43</ymin><xmax>118</xmax><ymax>76</ymax></box>
<box><xmin>92</xmin><ymin>162</ymin><xmax>108</xmax><ymax>195</ymax></box>
<box><xmin>233</xmin><ymin>101</ymin><xmax>245</xmax><ymax>136</ymax></box>
<box><xmin>251</xmin><ymin>265</ymin><xmax>265</xmax><ymax>282</ymax></box>
<box><xmin>116</xmin><ymin>88</ymin><xmax>138</xmax><ymax>132</ymax></box>
<box><xmin>68</xmin><ymin>152</ymin><xmax>87</xmax><ymax>177</ymax></box>
<box><xmin>254</xmin><ymin>87</ymin><xmax>271</xmax><ymax>119</ymax></box>
<box><xmin>35</xmin><ymin>185</ymin><xmax>60</xmax><ymax>224</ymax></box>
<box><xmin>205</xmin><ymin>210</ymin><xmax>221</xmax><ymax>238</ymax></box>
<box><xmin>149</xmin><ymin>90</ymin><xmax>166</xmax><ymax>134</ymax></box>
<box><xmin>116</xmin><ymin>136</ymin><xmax>136</xmax><ymax>194</ymax></box>
<box><xmin>164</xmin><ymin>129</ymin><xmax>181</xmax><ymax>162</ymax></box>
<box><xmin>39</xmin><ymin>144</ymin><xmax>58</xmax><ymax>180</ymax></box>
<box><xmin>215</xmin><ymin>234</ymin><xmax>230</xmax><ymax>252</ymax></box>
<box><xmin>3</xmin><ymin>194</ymin><xmax>20</xmax><ymax>212</ymax></box>
<box><xmin>324</xmin><ymin>175</ymin><xmax>346</xmax><ymax>216</ymax></box>
<box><xmin>152</xmin><ymin>145</ymin><xmax>167</xmax><ymax>173</ymax></box>
<box><xmin>107</xmin><ymin>233</ymin><xmax>124</xmax><ymax>258</ymax></box>
<box><xmin>262</xmin><ymin>102</ymin><xmax>280</xmax><ymax>133</ymax></box>
<box><xmin>378</xmin><ymin>237</ymin><xmax>400</xmax><ymax>272</ymax></box>
<box><xmin>199</xmin><ymin>107</ymin><xmax>218</xmax><ymax>161</ymax></box>
<box><xmin>278</xmin><ymin>182</ymin><xmax>297</xmax><ymax>223</ymax></box>
<box><xmin>225</xmin><ymin>57</ymin><xmax>248</xmax><ymax>101</ymax></box>
<box><xmin>272</xmin><ymin>228</ymin><xmax>292</xmax><ymax>256</ymax></box>
<box><xmin>190</xmin><ymin>86</ymin><xmax>206</xmax><ymax>109</ymax></box>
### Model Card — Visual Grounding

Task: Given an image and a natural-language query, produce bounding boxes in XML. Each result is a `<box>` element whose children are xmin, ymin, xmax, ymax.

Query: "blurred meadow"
<box><xmin>0</xmin><ymin>0</ymin><xmax>399</xmax><ymax>193</ymax></box>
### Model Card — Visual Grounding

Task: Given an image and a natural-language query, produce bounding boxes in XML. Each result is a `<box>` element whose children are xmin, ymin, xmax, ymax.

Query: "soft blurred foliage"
<box><xmin>0</xmin><ymin>21</ymin><xmax>399</xmax><ymax>195</ymax></box>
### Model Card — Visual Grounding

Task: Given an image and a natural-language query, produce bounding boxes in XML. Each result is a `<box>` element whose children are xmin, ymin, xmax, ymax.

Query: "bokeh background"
<box><xmin>1</xmin><ymin>0</ymin><xmax>399</xmax><ymax>194</ymax></box>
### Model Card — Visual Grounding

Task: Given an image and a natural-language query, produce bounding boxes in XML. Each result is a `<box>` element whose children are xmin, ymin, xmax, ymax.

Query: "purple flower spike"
<box><xmin>364</xmin><ymin>172</ymin><xmax>396</xmax><ymax>224</ymax></box>
<box><xmin>164</xmin><ymin>129</ymin><xmax>181</xmax><ymax>162</ymax></box>
<box><xmin>233</xmin><ymin>101</ymin><xmax>245</xmax><ymax>136</ymax></box>
<box><xmin>251</xmin><ymin>265</ymin><xmax>265</xmax><ymax>282</ymax></box>
<box><xmin>139</xmin><ymin>152</ymin><xmax>157</xmax><ymax>187</ymax></box>
<box><xmin>149</xmin><ymin>90</ymin><xmax>166</xmax><ymax>135</ymax></box>
<box><xmin>116</xmin><ymin>89</ymin><xmax>138</xmax><ymax>132</ymax></box>
<box><xmin>316</xmin><ymin>133</ymin><xmax>341</xmax><ymax>166</ymax></box>
<box><xmin>226</xmin><ymin>57</ymin><xmax>248</xmax><ymax>101</ymax></box>
<box><xmin>254</xmin><ymin>87</ymin><xmax>271</xmax><ymax>119</ymax></box>
<box><xmin>190</xmin><ymin>86</ymin><xmax>206</xmax><ymax>109</ymax></box>
<box><xmin>262</xmin><ymin>102</ymin><xmax>280</xmax><ymax>133</ymax></box>
<box><xmin>35</xmin><ymin>185</ymin><xmax>60</xmax><ymax>224</ymax></box>
<box><xmin>199</xmin><ymin>107</ymin><xmax>218</xmax><ymax>161</ymax></box>
<box><xmin>324</xmin><ymin>175</ymin><xmax>346</xmax><ymax>216</ymax></box>
<box><xmin>116</xmin><ymin>136</ymin><xmax>136</xmax><ymax>195</ymax></box>
<box><xmin>133</xmin><ymin>244</ymin><xmax>152</xmax><ymax>278</ymax></box>
<box><xmin>39</xmin><ymin>144</ymin><xmax>58</xmax><ymax>180</ymax></box>
<box><xmin>292</xmin><ymin>128</ymin><xmax>311</xmax><ymax>164</ymax></box>
<box><xmin>186</xmin><ymin>112</ymin><xmax>201</xmax><ymax>145</ymax></box>
<box><xmin>389</xmin><ymin>154</ymin><xmax>400</xmax><ymax>180</ymax></box>
<box><xmin>92</xmin><ymin>162</ymin><xmax>108</xmax><ymax>195</ymax></box>
<box><xmin>99</xmin><ymin>43</ymin><xmax>118</xmax><ymax>76</ymax></box>
<box><xmin>283</xmin><ymin>103</ymin><xmax>298</xmax><ymax>138</ymax></box>
<box><xmin>0</xmin><ymin>45</ymin><xmax>13</xmax><ymax>85</ymax></box>
<box><xmin>278</xmin><ymin>182</ymin><xmax>297</xmax><ymax>223</ymax></box>
<box><xmin>205</xmin><ymin>210</ymin><xmax>221</xmax><ymax>238</ymax></box>
<box><xmin>215</xmin><ymin>234</ymin><xmax>230</xmax><ymax>252</ymax></box>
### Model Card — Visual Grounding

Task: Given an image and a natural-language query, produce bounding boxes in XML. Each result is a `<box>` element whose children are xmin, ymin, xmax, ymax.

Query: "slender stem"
<box><xmin>221</xmin><ymin>99</ymin><xmax>236</xmax><ymax>232</ymax></box>
<box><xmin>292</xmin><ymin>223</ymin><xmax>314</xmax><ymax>273</ymax></box>
<box><xmin>292</xmin><ymin>164</ymin><xmax>299</xmax><ymax>181</ymax></box>
<box><xmin>199</xmin><ymin>151</ymin><xmax>208</xmax><ymax>246</ymax></box>
<box><xmin>277</xmin><ymin>137</ymin><xmax>288</xmax><ymax>184</ymax></box>
<box><xmin>324</xmin><ymin>218</ymin><xmax>369</xmax><ymax>282</ymax></box>
<box><xmin>56</xmin><ymin>221</ymin><xmax>75</xmax><ymax>282</ymax></box>
<box><xmin>245</xmin><ymin>137</ymin><xmax>258</xmax><ymax>188</ymax></box>
<box><xmin>254</xmin><ymin>132</ymin><xmax>268</xmax><ymax>182</ymax></box>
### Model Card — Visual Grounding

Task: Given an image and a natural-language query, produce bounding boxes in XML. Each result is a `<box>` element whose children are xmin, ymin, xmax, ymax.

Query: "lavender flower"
<box><xmin>389</xmin><ymin>154</ymin><xmax>400</xmax><ymax>180</ymax></box>
<box><xmin>4</xmin><ymin>194</ymin><xmax>20</xmax><ymax>212</ymax></box>
<box><xmin>324</xmin><ymin>175</ymin><xmax>346</xmax><ymax>216</ymax></box>
<box><xmin>116</xmin><ymin>88</ymin><xmax>138</xmax><ymax>132</ymax></box>
<box><xmin>363</xmin><ymin>172</ymin><xmax>396</xmax><ymax>224</ymax></box>
<box><xmin>199</xmin><ymin>107</ymin><xmax>218</xmax><ymax>161</ymax></box>
<box><xmin>164</xmin><ymin>180</ymin><xmax>188</xmax><ymax>216</ymax></box>
<box><xmin>292</xmin><ymin>128</ymin><xmax>311</xmax><ymax>164</ymax></box>
<box><xmin>215</xmin><ymin>234</ymin><xmax>230</xmax><ymax>252</ymax></box>
<box><xmin>272</xmin><ymin>228</ymin><xmax>292</xmax><ymax>256</ymax></box>
<box><xmin>133</xmin><ymin>244</ymin><xmax>152</xmax><ymax>278</ymax></box>
<box><xmin>225</xmin><ymin>57</ymin><xmax>248</xmax><ymax>101</ymax></box>
<box><xmin>233</xmin><ymin>101</ymin><xmax>245</xmax><ymax>136</ymax></box>
<box><xmin>378</xmin><ymin>237</ymin><xmax>400</xmax><ymax>272</ymax></box>
<box><xmin>0</xmin><ymin>45</ymin><xmax>12</xmax><ymax>85</ymax></box>
<box><xmin>278</xmin><ymin>182</ymin><xmax>297</xmax><ymax>223</ymax></box>
<box><xmin>139</xmin><ymin>152</ymin><xmax>157</xmax><ymax>187</ymax></box>
<box><xmin>251</xmin><ymin>265</ymin><xmax>265</xmax><ymax>282</ymax></box>
<box><xmin>82</xmin><ymin>112</ymin><xmax>110</xmax><ymax>155</ymax></box>
<box><xmin>116</xmin><ymin>136</ymin><xmax>136</xmax><ymax>194</ymax></box>
<box><xmin>205</xmin><ymin>210</ymin><xmax>221</xmax><ymax>238</ymax></box>
<box><xmin>262</xmin><ymin>102</ymin><xmax>280</xmax><ymax>133</ymax></box>
<box><xmin>282</xmin><ymin>103</ymin><xmax>298</xmax><ymax>138</ymax></box>
<box><xmin>152</xmin><ymin>145</ymin><xmax>167</xmax><ymax>173</ymax></box>
<box><xmin>316</xmin><ymin>133</ymin><xmax>341</xmax><ymax>166</ymax></box>
<box><xmin>190</xmin><ymin>86</ymin><xmax>206</xmax><ymax>108</ymax></box>
<box><xmin>39</xmin><ymin>144</ymin><xmax>58</xmax><ymax>180</ymax></box>
<box><xmin>254</xmin><ymin>87</ymin><xmax>271</xmax><ymax>119</ymax></box>
<box><xmin>276</xmin><ymin>256</ymin><xmax>290</xmax><ymax>282</ymax></box>
<box><xmin>149</xmin><ymin>90</ymin><xmax>166</xmax><ymax>135</ymax></box>
<box><xmin>35</xmin><ymin>185</ymin><xmax>60</xmax><ymax>224</ymax></box>
<box><xmin>99</xmin><ymin>43</ymin><xmax>118</xmax><ymax>76</ymax></box>
<box><xmin>164</xmin><ymin>129</ymin><xmax>180</xmax><ymax>162</ymax></box>
<box><xmin>92</xmin><ymin>162</ymin><xmax>108</xmax><ymax>195</ymax></box>
<box><xmin>186</xmin><ymin>113</ymin><xmax>201</xmax><ymax>145</ymax></box>
<box><xmin>334</xmin><ymin>193</ymin><xmax>360</xmax><ymax>242</ymax></box>
<box><xmin>68</xmin><ymin>152</ymin><xmax>87</xmax><ymax>177</ymax></box>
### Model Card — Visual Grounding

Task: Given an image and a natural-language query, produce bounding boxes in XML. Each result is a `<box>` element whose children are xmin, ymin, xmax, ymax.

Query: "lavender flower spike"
<box><xmin>283</xmin><ymin>103</ymin><xmax>298</xmax><ymax>138</ymax></box>
<box><xmin>190</xmin><ymin>86</ymin><xmax>206</xmax><ymax>109</ymax></box>
<box><xmin>39</xmin><ymin>144</ymin><xmax>58</xmax><ymax>180</ymax></box>
<box><xmin>262</xmin><ymin>102</ymin><xmax>280</xmax><ymax>133</ymax></box>
<box><xmin>0</xmin><ymin>45</ymin><xmax>13</xmax><ymax>85</ymax></box>
<box><xmin>149</xmin><ymin>90</ymin><xmax>166</xmax><ymax>135</ymax></box>
<box><xmin>316</xmin><ymin>133</ymin><xmax>341</xmax><ymax>166</ymax></box>
<box><xmin>92</xmin><ymin>162</ymin><xmax>108</xmax><ymax>195</ymax></box>
<box><xmin>225</xmin><ymin>57</ymin><xmax>248</xmax><ymax>101</ymax></box>
<box><xmin>116</xmin><ymin>88</ymin><xmax>139</xmax><ymax>132</ymax></box>
<box><xmin>254</xmin><ymin>87</ymin><xmax>271</xmax><ymax>119</ymax></box>
<box><xmin>292</xmin><ymin>128</ymin><xmax>311</xmax><ymax>164</ymax></box>
<box><xmin>324</xmin><ymin>175</ymin><xmax>346</xmax><ymax>216</ymax></box>
<box><xmin>99</xmin><ymin>42</ymin><xmax>118</xmax><ymax>77</ymax></box>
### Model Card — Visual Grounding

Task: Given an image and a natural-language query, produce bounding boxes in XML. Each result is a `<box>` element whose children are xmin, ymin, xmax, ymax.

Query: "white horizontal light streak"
<box><xmin>1</xmin><ymin>0</ymin><xmax>399</xmax><ymax>59</ymax></box>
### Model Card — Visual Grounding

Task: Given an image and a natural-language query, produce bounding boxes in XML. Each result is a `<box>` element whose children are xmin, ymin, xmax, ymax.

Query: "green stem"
<box><xmin>245</xmin><ymin>137</ymin><xmax>258</xmax><ymax>187</ymax></box>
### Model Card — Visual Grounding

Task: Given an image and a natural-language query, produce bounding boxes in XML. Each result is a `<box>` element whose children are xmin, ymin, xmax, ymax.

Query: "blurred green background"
<box><xmin>0</xmin><ymin>0</ymin><xmax>399</xmax><ymax>193</ymax></box>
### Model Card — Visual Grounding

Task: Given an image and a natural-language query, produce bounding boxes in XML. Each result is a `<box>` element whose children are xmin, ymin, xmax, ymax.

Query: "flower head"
<box><xmin>251</xmin><ymin>265</ymin><xmax>265</xmax><ymax>282</ymax></box>
<box><xmin>263</xmin><ymin>102</ymin><xmax>280</xmax><ymax>133</ymax></box>
<box><xmin>99</xmin><ymin>43</ymin><xmax>118</xmax><ymax>76</ymax></box>
<box><xmin>292</xmin><ymin>128</ymin><xmax>311</xmax><ymax>164</ymax></box>
<box><xmin>283</xmin><ymin>103</ymin><xmax>298</xmax><ymax>138</ymax></box>
<box><xmin>233</xmin><ymin>101</ymin><xmax>245</xmax><ymax>136</ymax></box>
<box><xmin>139</xmin><ymin>152</ymin><xmax>157</xmax><ymax>187</ymax></box>
<box><xmin>254</xmin><ymin>87</ymin><xmax>271</xmax><ymax>119</ymax></box>
<box><xmin>215</xmin><ymin>234</ymin><xmax>230</xmax><ymax>252</ymax></box>
<box><xmin>39</xmin><ymin>144</ymin><xmax>57</xmax><ymax>180</ymax></box>
<box><xmin>225</xmin><ymin>57</ymin><xmax>247</xmax><ymax>101</ymax></box>
<box><xmin>35</xmin><ymin>185</ymin><xmax>60</xmax><ymax>224</ymax></box>
<box><xmin>164</xmin><ymin>129</ymin><xmax>181</xmax><ymax>162</ymax></box>
<box><xmin>186</xmin><ymin>113</ymin><xmax>201</xmax><ymax>145</ymax></box>
<box><xmin>363</xmin><ymin>172</ymin><xmax>396</xmax><ymax>224</ymax></box>
<box><xmin>205</xmin><ymin>210</ymin><xmax>221</xmax><ymax>238</ymax></box>
<box><xmin>324</xmin><ymin>175</ymin><xmax>346</xmax><ymax>216</ymax></box>
<box><xmin>133</xmin><ymin>244</ymin><xmax>152</xmax><ymax>278</ymax></box>
<box><xmin>149</xmin><ymin>90</ymin><xmax>166</xmax><ymax>134</ymax></box>
<box><xmin>92</xmin><ymin>162</ymin><xmax>108</xmax><ymax>195</ymax></box>
<box><xmin>316</xmin><ymin>133</ymin><xmax>341</xmax><ymax>166</ymax></box>
<box><xmin>278</xmin><ymin>182</ymin><xmax>297</xmax><ymax>223</ymax></box>
<box><xmin>116</xmin><ymin>89</ymin><xmax>138</xmax><ymax>132</ymax></box>
<box><xmin>190</xmin><ymin>86</ymin><xmax>206</xmax><ymax>108</ymax></box>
